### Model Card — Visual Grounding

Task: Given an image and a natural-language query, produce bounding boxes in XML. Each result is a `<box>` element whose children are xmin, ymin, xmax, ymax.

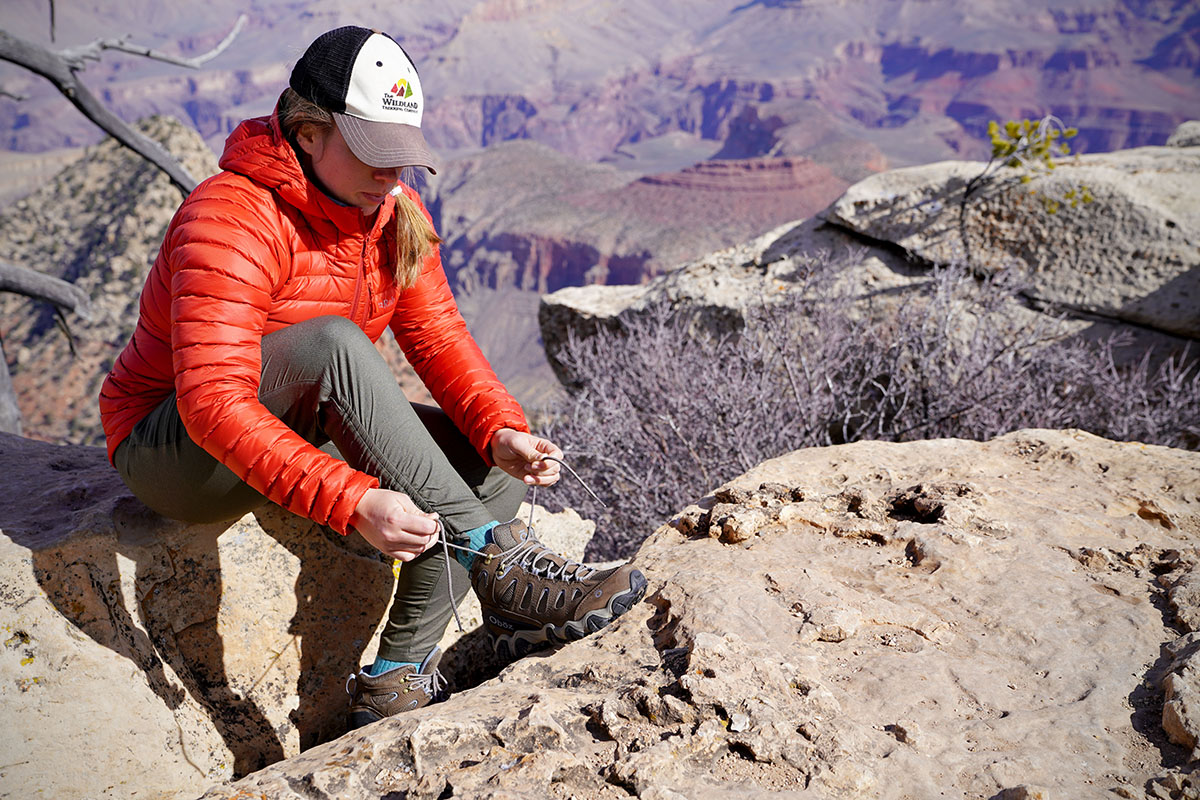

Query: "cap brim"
<box><xmin>335</xmin><ymin>113</ymin><xmax>438</xmax><ymax>174</ymax></box>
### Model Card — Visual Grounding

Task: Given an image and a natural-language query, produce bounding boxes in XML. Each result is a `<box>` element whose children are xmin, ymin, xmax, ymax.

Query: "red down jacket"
<box><xmin>99</xmin><ymin>112</ymin><xmax>529</xmax><ymax>535</ymax></box>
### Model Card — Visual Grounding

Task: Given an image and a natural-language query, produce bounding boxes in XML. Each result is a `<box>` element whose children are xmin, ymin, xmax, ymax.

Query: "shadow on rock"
<box><xmin>1</xmin><ymin>434</ymin><xmax>393</xmax><ymax>779</ymax></box>
<box><xmin>439</xmin><ymin>624</ymin><xmax>520</xmax><ymax>694</ymax></box>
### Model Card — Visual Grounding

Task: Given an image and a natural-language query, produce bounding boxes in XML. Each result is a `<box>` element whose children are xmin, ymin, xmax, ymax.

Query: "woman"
<box><xmin>99</xmin><ymin>26</ymin><xmax>646</xmax><ymax>729</ymax></box>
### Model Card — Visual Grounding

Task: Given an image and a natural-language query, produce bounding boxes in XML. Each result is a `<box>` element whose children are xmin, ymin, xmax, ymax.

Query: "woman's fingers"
<box><xmin>375</xmin><ymin>524</ymin><xmax>438</xmax><ymax>560</ymax></box>
<box><xmin>352</xmin><ymin>488</ymin><xmax>443</xmax><ymax>559</ymax></box>
<box><xmin>522</xmin><ymin>457</ymin><xmax>560</xmax><ymax>485</ymax></box>
<box><xmin>532</xmin><ymin>436</ymin><xmax>564</xmax><ymax>461</ymax></box>
<box><xmin>523</xmin><ymin>436</ymin><xmax>563</xmax><ymax>485</ymax></box>
<box><xmin>489</xmin><ymin>428</ymin><xmax>566</xmax><ymax>486</ymax></box>
<box><xmin>387</xmin><ymin>530</ymin><xmax>438</xmax><ymax>561</ymax></box>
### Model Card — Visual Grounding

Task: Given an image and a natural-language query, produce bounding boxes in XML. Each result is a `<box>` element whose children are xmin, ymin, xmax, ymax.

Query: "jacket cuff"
<box><xmin>327</xmin><ymin>471</ymin><xmax>380</xmax><ymax>536</ymax></box>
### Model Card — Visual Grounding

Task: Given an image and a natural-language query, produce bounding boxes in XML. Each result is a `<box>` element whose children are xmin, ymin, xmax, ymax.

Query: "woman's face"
<box><xmin>296</xmin><ymin>123</ymin><xmax>401</xmax><ymax>213</ymax></box>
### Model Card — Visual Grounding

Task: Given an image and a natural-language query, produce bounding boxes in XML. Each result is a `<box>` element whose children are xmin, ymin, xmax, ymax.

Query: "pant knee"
<box><xmin>291</xmin><ymin>315</ymin><xmax>376</xmax><ymax>363</ymax></box>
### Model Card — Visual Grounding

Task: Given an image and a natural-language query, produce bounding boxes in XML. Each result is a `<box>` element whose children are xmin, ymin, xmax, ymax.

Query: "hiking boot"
<box><xmin>469</xmin><ymin>519</ymin><xmax>648</xmax><ymax>659</ymax></box>
<box><xmin>345</xmin><ymin>646</ymin><xmax>445</xmax><ymax>730</ymax></box>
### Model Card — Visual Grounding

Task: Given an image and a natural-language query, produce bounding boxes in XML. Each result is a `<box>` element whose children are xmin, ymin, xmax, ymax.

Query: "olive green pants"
<box><xmin>113</xmin><ymin>315</ymin><xmax>526</xmax><ymax>662</ymax></box>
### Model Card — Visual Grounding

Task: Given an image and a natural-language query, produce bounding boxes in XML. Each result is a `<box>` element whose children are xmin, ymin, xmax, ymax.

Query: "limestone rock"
<box><xmin>1167</xmin><ymin>121</ymin><xmax>1200</xmax><ymax>148</ymax></box>
<box><xmin>1164</xmin><ymin>634</ymin><xmax>1200</xmax><ymax>756</ymax></box>
<box><xmin>0</xmin><ymin>431</ymin><xmax>597</xmax><ymax>799</ymax></box>
<box><xmin>1146</xmin><ymin>770</ymin><xmax>1200</xmax><ymax>800</ymax></box>
<box><xmin>995</xmin><ymin>787</ymin><xmax>1051</xmax><ymax>800</ymax></box>
<box><xmin>826</xmin><ymin>146</ymin><xmax>1200</xmax><ymax>339</ymax></box>
<box><xmin>0</xmin><ymin>432</ymin><xmax>397</xmax><ymax>797</ymax></box>
<box><xmin>1167</xmin><ymin>559</ymin><xmax>1200</xmax><ymax>633</ymax></box>
<box><xmin>538</xmin><ymin>215</ymin><xmax>934</xmax><ymax>386</ymax></box>
<box><xmin>199</xmin><ymin>429</ymin><xmax>1200</xmax><ymax>799</ymax></box>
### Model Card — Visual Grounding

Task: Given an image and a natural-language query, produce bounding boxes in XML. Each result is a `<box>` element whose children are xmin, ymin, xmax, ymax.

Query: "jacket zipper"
<box><xmin>349</xmin><ymin>220</ymin><xmax>368</xmax><ymax>326</ymax></box>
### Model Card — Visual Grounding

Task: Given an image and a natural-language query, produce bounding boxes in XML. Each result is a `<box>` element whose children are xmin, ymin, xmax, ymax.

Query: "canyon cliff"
<box><xmin>3</xmin><ymin>1</ymin><xmax>1195</xmax><ymax>169</ymax></box>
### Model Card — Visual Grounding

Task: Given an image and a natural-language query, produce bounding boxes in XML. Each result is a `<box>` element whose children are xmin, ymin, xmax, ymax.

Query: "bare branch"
<box><xmin>58</xmin><ymin>14</ymin><xmax>247</xmax><ymax>71</ymax></box>
<box><xmin>0</xmin><ymin>260</ymin><xmax>92</xmax><ymax>320</ymax></box>
<box><xmin>0</xmin><ymin>260</ymin><xmax>93</xmax><ymax>436</ymax></box>
<box><xmin>0</xmin><ymin>29</ymin><xmax>198</xmax><ymax>194</ymax></box>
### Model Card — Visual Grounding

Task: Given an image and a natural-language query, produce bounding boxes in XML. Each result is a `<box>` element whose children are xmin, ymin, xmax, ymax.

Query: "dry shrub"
<box><xmin>538</xmin><ymin>254</ymin><xmax>1199</xmax><ymax>559</ymax></box>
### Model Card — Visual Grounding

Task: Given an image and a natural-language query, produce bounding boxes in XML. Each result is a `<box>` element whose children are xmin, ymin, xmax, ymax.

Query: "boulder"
<box><xmin>1167</xmin><ymin>121</ymin><xmax>1200</xmax><ymax>148</ymax></box>
<box><xmin>0</xmin><ymin>432</ymin><xmax>595</xmax><ymax>799</ymax></box>
<box><xmin>1167</xmin><ymin>558</ymin><xmax>1200</xmax><ymax>634</ymax></box>
<box><xmin>200</xmin><ymin>429</ymin><xmax>1200</xmax><ymax>799</ymax></box>
<box><xmin>537</xmin><ymin>215</ymin><xmax>934</xmax><ymax>387</ymax></box>
<box><xmin>826</xmin><ymin>145</ymin><xmax>1200</xmax><ymax>339</ymax></box>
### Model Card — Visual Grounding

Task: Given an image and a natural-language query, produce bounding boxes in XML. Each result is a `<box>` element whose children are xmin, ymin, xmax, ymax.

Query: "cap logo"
<box><xmin>383</xmin><ymin>77</ymin><xmax>419</xmax><ymax>112</ymax></box>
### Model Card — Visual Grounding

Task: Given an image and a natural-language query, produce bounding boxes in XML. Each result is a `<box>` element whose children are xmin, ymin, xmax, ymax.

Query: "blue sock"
<box><xmin>367</xmin><ymin>657</ymin><xmax>418</xmax><ymax>676</ymax></box>
<box><xmin>454</xmin><ymin>521</ymin><xmax>499</xmax><ymax>570</ymax></box>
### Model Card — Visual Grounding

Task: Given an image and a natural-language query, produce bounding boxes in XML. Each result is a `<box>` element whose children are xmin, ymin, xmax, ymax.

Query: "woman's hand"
<box><xmin>490</xmin><ymin>428</ymin><xmax>563</xmax><ymax>487</ymax></box>
<box><xmin>350</xmin><ymin>488</ymin><xmax>440</xmax><ymax>561</ymax></box>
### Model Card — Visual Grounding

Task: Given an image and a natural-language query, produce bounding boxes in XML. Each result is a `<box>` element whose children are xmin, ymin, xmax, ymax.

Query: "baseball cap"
<box><xmin>290</xmin><ymin>26</ymin><xmax>438</xmax><ymax>173</ymax></box>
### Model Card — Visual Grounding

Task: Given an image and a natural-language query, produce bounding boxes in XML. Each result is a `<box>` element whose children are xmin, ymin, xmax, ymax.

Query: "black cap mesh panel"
<box><xmin>289</xmin><ymin>26</ymin><xmax>373</xmax><ymax>113</ymax></box>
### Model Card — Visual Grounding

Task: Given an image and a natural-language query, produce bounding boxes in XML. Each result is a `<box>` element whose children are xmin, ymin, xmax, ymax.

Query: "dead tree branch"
<box><xmin>0</xmin><ymin>352</ymin><xmax>18</xmax><ymax>435</ymax></box>
<box><xmin>0</xmin><ymin>260</ymin><xmax>92</xmax><ymax>320</ymax></box>
<box><xmin>58</xmin><ymin>15</ymin><xmax>246</xmax><ymax>71</ymax></box>
<box><xmin>0</xmin><ymin>261</ymin><xmax>93</xmax><ymax>435</ymax></box>
<box><xmin>0</xmin><ymin>15</ymin><xmax>246</xmax><ymax>196</ymax></box>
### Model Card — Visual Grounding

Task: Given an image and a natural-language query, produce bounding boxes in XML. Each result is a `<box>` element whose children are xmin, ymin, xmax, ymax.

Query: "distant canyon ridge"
<box><xmin>1</xmin><ymin>0</ymin><xmax>1197</xmax><ymax>408</ymax></box>
<box><xmin>2</xmin><ymin>0</ymin><xmax>1195</xmax><ymax>290</ymax></box>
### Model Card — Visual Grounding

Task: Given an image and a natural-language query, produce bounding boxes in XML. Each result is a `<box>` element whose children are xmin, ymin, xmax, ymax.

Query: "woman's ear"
<box><xmin>294</xmin><ymin>123</ymin><xmax>326</xmax><ymax>158</ymax></box>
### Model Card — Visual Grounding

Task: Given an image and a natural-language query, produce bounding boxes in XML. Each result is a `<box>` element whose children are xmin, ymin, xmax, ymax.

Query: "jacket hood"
<box><xmin>217</xmin><ymin>109</ymin><xmax>394</xmax><ymax>235</ymax></box>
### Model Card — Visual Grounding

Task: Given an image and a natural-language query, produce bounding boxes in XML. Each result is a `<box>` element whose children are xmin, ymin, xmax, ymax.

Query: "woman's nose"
<box><xmin>374</xmin><ymin>166</ymin><xmax>402</xmax><ymax>184</ymax></box>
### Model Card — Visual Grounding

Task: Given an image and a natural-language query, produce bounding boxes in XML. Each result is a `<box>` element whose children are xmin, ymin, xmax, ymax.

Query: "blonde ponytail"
<box><xmin>392</xmin><ymin>178</ymin><xmax>442</xmax><ymax>289</ymax></box>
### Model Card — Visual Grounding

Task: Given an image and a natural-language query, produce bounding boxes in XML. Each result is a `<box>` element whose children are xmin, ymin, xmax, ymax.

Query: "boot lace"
<box><xmin>404</xmin><ymin>667</ymin><xmax>447</xmax><ymax>698</ymax></box>
<box><xmin>436</xmin><ymin>455</ymin><xmax>604</xmax><ymax>632</ymax></box>
<box><xmin>496</xmin><ymin>535</ymin><xmax>595</xmax><ymax>583</ymax></box>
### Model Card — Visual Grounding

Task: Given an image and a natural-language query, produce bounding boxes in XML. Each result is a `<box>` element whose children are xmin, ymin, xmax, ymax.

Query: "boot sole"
<box><xmin>489</xmin><ymin>569</ymin><xmax>648</xmax><ymax>659</ymax></box>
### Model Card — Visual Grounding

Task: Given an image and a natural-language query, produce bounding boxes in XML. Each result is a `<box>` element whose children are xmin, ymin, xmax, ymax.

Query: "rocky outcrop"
<box><xmin>539</xmin><ymin>132</ymin><xmax>1200</xmax><ymax>386</ymax></box>
<box><xmin>0</xmin><ymin>432</ymin><xmax>595</xmax><ymax>799</ymax></box>
<box><xmin>195</xmin><ymin>428</ymin><xmax>1200</xmax><ymax>799</ymax></box>
<box><xmin>1167</xmin><ymin>121</ymin><xmax>1200</xmax><ymax>148</ymax></box>
<box><xmin>826</xmin><ymin>142</ymin><xmax>1200</xmax><ymax>339</ymax></box>
<box><xmin>0</xmin><ymin>116</ymin><xmax>217</xmax><ymax>445</ymax></box>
